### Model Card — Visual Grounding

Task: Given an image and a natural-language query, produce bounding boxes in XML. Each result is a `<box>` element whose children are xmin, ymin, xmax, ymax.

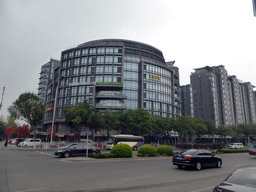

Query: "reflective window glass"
<box><xmin>97</xmin><ymin>47</ymin><xmax>105</xmax><ymax>54</ymax></box>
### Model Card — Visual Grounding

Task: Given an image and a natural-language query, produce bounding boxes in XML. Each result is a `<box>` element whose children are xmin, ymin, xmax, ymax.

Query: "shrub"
<box><xmin>137</xmin><ymin>145</ymin><xmax>157</xmax><ymax>157</ymax></box>
<box><xmin>110</xmin><ymin>143</ymin><xmax>133</xmax><ymax>158</ymax></box>
<box><xmin>90</xmin><ymin>153</ymin><xmax>114</xmax><ymax>158</ymax></box>
<box><xmin>218</xmin><ymin>149</ymin><xmax>249</xmax><ymax>153</ymax></box>
<box><xmin>157</xmin><ymin>145</ymin><xmax>173</xmax><ymax>156</ymax></box>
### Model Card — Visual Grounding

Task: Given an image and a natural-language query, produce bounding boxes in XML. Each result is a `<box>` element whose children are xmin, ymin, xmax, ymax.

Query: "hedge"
<box><xmin>110</xmin><ymin>143</ymin><xmax>133</xmax><ymax>158</ymax></box>
<box><xmin>137</xmin><ymin>145</ymin><xmax>157</xmax><ymax>157</ymax></box>
<box><xmin>156</xmin><ymin>145</ymin><xmax>173</xmax><ymax>156</ymax></box>
<box><xmin>217</xmin><ymin>149</ymin><xmax>249</xmax><ymax>153</ymax></box>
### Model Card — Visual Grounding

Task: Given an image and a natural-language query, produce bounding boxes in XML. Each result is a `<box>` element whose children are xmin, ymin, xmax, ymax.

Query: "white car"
<box><xmin>229</xmin><ymin>143</ymin><xmax>243</xmax><ymax>149</ymax></box>
<box><xmin>18</xmin><ymin>138</ymin><xmax>41</xmax><ymax>147</ymax></box>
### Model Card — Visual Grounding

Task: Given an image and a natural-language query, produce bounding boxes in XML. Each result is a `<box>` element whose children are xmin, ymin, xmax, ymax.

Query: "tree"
<box><xmin>204</xmin><ymin>120</ymin><xmax>217</xmax><ymax>143</ymax></box>
<box><xmin>102</xmin><ymin>110</ymin><xmax>120</xmax><ymax>138</ymax></box>
<box><xmin>119</xmin><ymin>109</ymin><xmax>137</xmax><ymax>134</ymax></box>
<box><xmin>87</xmin><ymin>112</ymin><xmax>105</xmax><ymax>140</ymax></box>
<box><xmin>63</xmin><ymin>100</ymin><xmax>95</xmax><ymax>141</ymax></box>
<box><xmin>132</xmin><ymin>109</ymin><xmax>154</xmax><ymax>136</ymax></box>
<box><xmin>0</xmin><ymin>117</ymin><xmax>6</xmax><ymax>138</ymax></box>
<box><xmin>8</xmin><ymin>92</ymin><xmax>44</xmax><ymax>146</ymax></box>
<box><xmin>174</xmin><ymin>116</ymin><xmax>194</xmax><ymax>143</ymax></box>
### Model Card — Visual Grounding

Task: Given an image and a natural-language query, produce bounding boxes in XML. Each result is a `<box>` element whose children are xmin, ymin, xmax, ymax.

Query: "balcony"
<box><xmin>95</xmin><ymin>103</ymin><xmax>127</xmax><ymax>110</ymax></box>
<box><xmin>96</xmin><ymin>93</ymin><xmax>127</xmax><ymax>99</ymax></box>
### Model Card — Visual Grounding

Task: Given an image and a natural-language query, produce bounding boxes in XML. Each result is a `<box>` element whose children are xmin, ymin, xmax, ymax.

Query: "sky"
<box><xmin>1</xmin><ymin>0</ymin><xmax>256</xmax><ymax>122</ymax></box>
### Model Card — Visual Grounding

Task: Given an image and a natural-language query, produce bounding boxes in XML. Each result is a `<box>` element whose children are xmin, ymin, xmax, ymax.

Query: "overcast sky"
<box><xmin>1</xmin><ymin>0</ymin><xmax>256</xmax><ymax>122</ymax></box>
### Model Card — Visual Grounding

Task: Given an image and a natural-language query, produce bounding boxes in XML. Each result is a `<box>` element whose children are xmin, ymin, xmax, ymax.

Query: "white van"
<box><xmin>18</xmin><ymin>138</ymin><xmax>41</xmax><ymax>147</ymax></box>
<box><xmin>229</xmin><ymin>143</ymin><xmax>243</xmax><ymax>149</ymax></box>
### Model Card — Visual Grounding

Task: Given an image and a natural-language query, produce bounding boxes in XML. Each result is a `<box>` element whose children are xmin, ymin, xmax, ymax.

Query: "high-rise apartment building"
<box><xmin>37</xmin><ymin>59</ymin><xmax>60</xmax><ymax>105</ymax></box>
<box><xmin>187</xmin><ymin>65</ymin><xmax>256</xmax><ymax>127</ymax></box>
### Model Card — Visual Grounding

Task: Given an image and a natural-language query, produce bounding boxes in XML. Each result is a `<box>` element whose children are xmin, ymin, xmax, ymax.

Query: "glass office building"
<box><xmin>43</xmin><ymin>39</ymin><xmax>181</xmax><ymax>136</ymax></box>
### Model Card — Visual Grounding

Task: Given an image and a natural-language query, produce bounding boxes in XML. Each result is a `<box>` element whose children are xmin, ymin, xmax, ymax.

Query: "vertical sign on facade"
<box><xmin>253</xmin><ymin>0</ymin><xmax>256</xmax><ymax>16</ymax></box>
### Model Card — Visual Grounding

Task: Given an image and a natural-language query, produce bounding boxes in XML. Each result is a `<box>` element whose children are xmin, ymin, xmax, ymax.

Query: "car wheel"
<box><xmin>133</xmin><ymin>146</ymin><xmax>137</xmax><ymax>151</ymax></box>
<box><xmin>178</xmin><ymin>165</ymin><xmax>183</xmax><ymax>169</ymax></box>
<box><xmin>64</xmin><ymin>152</ymin><xmax>71</xmax><ymax>158</ymax></box>
<box><xmin>195</xmin><ymin>161</ymin><xmax>202</xmax><ymax>171</ymax></box>
<box><xmin>215</xmin><ymin>160</ymin><xmax>221</xmax><ymax>168</ymax></box>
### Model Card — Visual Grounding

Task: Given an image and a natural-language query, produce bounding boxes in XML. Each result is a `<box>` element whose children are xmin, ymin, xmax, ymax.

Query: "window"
<box><xmin>82</xmin><ymin>48</ymin><xmax>88</xmax><ymax>56</ymax></box>
<box><xmin>58</xmin><ymin>98</ymin><xmax>62</xmax><ymax>106</ymax></box>
<box><xmin>88</xmin><ymin>56</ymin><xmax>96</xmax><ymax>64</ymax></box>
<box><xmin>114</xmin><ymin>56</ymin><xmax>122</xmax><ymax>63</ymax></box>
<box><xmin>72</xmin><ymin>77</ymin><xmax>78</xmax><ymax>83</ymax></box>
<box><xmin>60</xmin><ymin>79</ymin><xmax>65</xmax><ymax>86</ymax></box>
<box><xmin>104</xmin><ymin>75</ymin><xmax>112</xmax><ymax>82</ymax></box>
<box><xmin>70</xmin><ymin>97</ymin><xmax>76</xmax><ymax>105</ymax></box>
<box><xmin>97</xmin><ymin>47</ymin><xmax>105</xmax><ymax>54</ymax></box>
<box><xmin>80</xmin><ymin>66</ymin><xmax>86</xmax><ymax>75</ymax></box>
<box><xmin>77</xmin><ymin>96</ymin><xmax>84</xmax><ymax>103</ymax></box>
<box><xmin>96</xmin><ymin>75</ymin><xmax>103</xmax><ymax>82</ymax></box>
<box><xmin>73</xmin><ymin>67</ymin><xmax>79</xmax><ymax>75</ymax></box>
<box><xmin>61</xmin><ymin>70</ymin><xmax>65</xmax><ymax>77</ymax></box>
<box><xmin>78</xmin><ymin>86</ymin><xmax>85</xmax><ymax>95</ymax></box>
<box><xmin>63</xmin><ymin>53</ymin><xmax>67</xmax><ymax>59</ymax></box>
<box><xmin>74</xmin><ymin>58</ymin><xmax>80</xmax><ymax>66</ymax></box>
<box><xmin>67</xmin><ymin>60</ymin><xmax>72</xmax><ymax>67</ymax></box>
<box><xmin>65</xmin><ymin>88</ymin><xmax>70</xmax><ymax>96</ymax></box>
<box><xmin>97</xmin><ymin>56</ymin><xmax>104</xmax><ymax>64</ymax></box>
<box><xmin>75</xmin><ymin>50</ymin><xmax>80</xmax><ymax>57</ymax></box>
<box><xmin>81</xmin><ymin>57</ymin><xmax>87</xmax><ymax>65</ymax></box>
<box><xmin>105</xmin><ymin>65</ymin><xmax>112</xmax><ymax>74</ymax></box>
<box><xmin>59</xmin><ymin>89</ymin><xmax>63</xmax><ymax>96</ymax></box>
<box><xmin>96</xmin><ymin>66</ymin><xmax>103</xmax><ymax>74</ymax></box>
<box><xmin>89</xmin><ymin>48</ymin><xmax>96</xmax><ymax>55</ymax></box>
<box><xmin>113</xmin><ymin>76</ymin><xmax>121</xmax><ymax>82</ymax></box>
<box><xmin>62</xmin><ymin>61</ymin><xmax>67</xmax><ymax>68</ymax></box>
<box><xmin>105</xmin><ymin>56</ymin><xmax>113</xmax><ymax>64</ymax></box>
<box><xmin>71</xmin><ymin>87</ymin><xmax>77</xmax><ymax>96</ymax></box>
<box><xmin>69</xmin><ymin>51</ymin><xmax>73</xmax><ymax>58</ymax></box>
<box><xmin>106</xmin><ymin>47</ymin><xmax>113</xmax><ymax>54</ymax></box>
<box><xmin>79</xmin><ymin>76</ymin><xmax>86</xmax><ymax>82</ymax></box>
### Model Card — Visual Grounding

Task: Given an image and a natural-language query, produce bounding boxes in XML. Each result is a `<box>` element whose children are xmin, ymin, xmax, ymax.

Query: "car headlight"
<box><xmin>57</xmin><ymin>150</ymin><xmax>63</xmax><ymax>152</ymax></box>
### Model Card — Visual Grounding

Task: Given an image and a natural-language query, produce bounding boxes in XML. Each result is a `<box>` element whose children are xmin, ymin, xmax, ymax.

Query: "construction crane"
<box><xmin>0</xmin><ymin>86</ymin><xmax>5</xmax><ymax>110</ymax></box>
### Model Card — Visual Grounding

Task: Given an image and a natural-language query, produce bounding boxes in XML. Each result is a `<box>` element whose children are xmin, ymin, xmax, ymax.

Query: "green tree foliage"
<box><xmin>102</xmin><ymin>110</ymin><xmax>120</xmax><ymax>137</ymax></box>
<box><xmin>133</xmin><ymin>108</ymin><xmax>154</xmax><ymax>136</ymax></box>
<box><xmin>0</xmin><ymin>117</ymin><xmax>6</xmax><ymax>138</ymax></box>
<box><xmin>87</xmin><ymin>112</ymin><xmax>105</xmax><ymax>140</ymax></box>
<box><xmin>119</xmin><ymin>109</ymin><xmax>137</xmax><ymax>134</ymax></box>
<box><xmin>63</xmin><ymin>100</ymin><xmax>95</xmax><ymax>140</ymax></box>
<box><xmin>8</xmin><ymin>92</ymin><xmax>44</xmax><ymax>127</ymax></box>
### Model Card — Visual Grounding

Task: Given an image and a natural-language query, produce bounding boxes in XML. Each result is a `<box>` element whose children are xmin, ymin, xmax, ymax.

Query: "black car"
<box><xmin>172</xmin><ymin>149</ymin><xmax>222</xmax><ymax>171</ymax></box>
<box><xmin>54</xmin><ymin>143</ymin><xmax>101</xmax><ymax>158</ymax></box>
<box><xmin>213</xmin><ymin>166</ymin><xmax>256</xmax><ymax>192</ymax></box>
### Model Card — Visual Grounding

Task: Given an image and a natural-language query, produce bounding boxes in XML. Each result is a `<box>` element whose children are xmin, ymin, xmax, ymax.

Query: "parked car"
<box><xmin>80</xmin><ymin>139</ymin><xmax>95</xmax><ymax>145</ymax></box>
<box><xmin>54</xmin><ymin>143</ymin><xmax>101</xmax><ymax>158</ymax></box>
<box><xmin>229</xmin><ymin>143</ymin><xmax>243</xmax><ymax>149</ymax></box>
<box><xmin>172</xmin><ymin>149</ymin><xmax>222</xmax><ymax>171</ymax></box>
<box><xmin>10</xmin><ymin>138</ymin><xmax>17</xmax><ymax>144</ymax></box>
<box><xmin>213</xmin><ymin>166</ymin><xmax>256</xmax><ymax>192</ymax></box>
<box><xmin>18</xmin><ymin>138</ymin><xmax>41</xmax><ymax>147</ymax></box>
<box><xmin>14</xmin><ymin>138</ymin><xmax>25</xmax><ymax>146</ymax></box>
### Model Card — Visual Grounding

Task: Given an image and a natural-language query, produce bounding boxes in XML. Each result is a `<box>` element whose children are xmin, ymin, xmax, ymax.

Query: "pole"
<box><xmin>51</xmin><ymin>83</ymin><xmax>59</xmax><ymax>146</ymax></box>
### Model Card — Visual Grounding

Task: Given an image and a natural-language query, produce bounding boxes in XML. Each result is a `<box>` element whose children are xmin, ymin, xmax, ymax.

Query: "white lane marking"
<box><xmin>123</xmin><ymin>175</ymin><xmax>154</xmax><ymax>181</ymax></box>
<box><xmin>190</xmin><ymin>186</ymin><xmax>216</xmax><ymax>192</ymax></box>
<box><xmin>36</xmin><ymin>151</ymin><xmax>55</xmax><ymax>157</ymax></box>
<box><xmin>15</xmin><ymin>188</ymin><xmax>46</xmax><ymax>192</ymax></box>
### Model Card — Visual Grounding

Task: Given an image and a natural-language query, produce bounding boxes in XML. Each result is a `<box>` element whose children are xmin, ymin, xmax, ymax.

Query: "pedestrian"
<box><xmin>4</xmin><ymin>139</ymin><xmax>8</xmax><ymax>148</ymax></box>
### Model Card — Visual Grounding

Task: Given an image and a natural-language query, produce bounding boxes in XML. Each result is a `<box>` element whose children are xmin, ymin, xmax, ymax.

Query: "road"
<box><xmin>0</xmin><ymin>145</ymin><xmax>256</xmax><ymax>192</ymax></box>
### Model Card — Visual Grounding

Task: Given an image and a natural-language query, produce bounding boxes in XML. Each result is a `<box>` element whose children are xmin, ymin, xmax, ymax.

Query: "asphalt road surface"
<box><xmin>1</xmin><ymin>146</ymin><xmax>256</xmax><ymax>192</ymax></box>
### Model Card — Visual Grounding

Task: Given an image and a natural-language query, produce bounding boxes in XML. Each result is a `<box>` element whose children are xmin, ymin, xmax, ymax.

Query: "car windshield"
<box><xmin>67</xmin><ymin>144</ymin><xmax>79</xmax><ymax>148</ymax></box>
<box><xmin>181</xmin><ymin>150</ymin><xmax>198</xmax><ymax>155</ymax></box>
<box><xmin>226</xmin><ymin>168</ymin><xmax>256</xmax><ymax>188</ymax></box>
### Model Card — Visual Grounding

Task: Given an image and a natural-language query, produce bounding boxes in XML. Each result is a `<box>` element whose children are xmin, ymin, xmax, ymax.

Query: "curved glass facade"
<box><xmin>43</xmin><ymin>39</ymin><xmax>181</xmax><ymax>129</ymax></box>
